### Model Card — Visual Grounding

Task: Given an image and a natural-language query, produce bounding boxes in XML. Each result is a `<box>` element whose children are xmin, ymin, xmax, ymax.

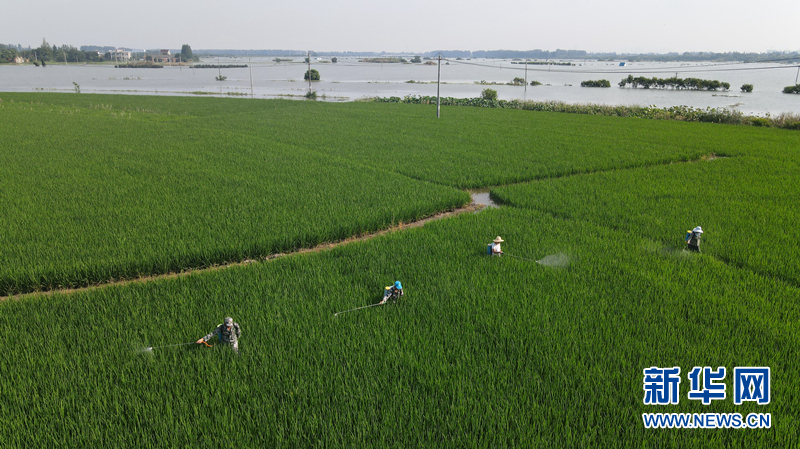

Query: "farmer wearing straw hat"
<box><xmin>686</xmin><ymin>226</ymin><xmax>703</xmax><ymax>252</ymax></box>
<box><xmin>491</xmin><ymin>236</ymin><xmax>504</xmax><ymax>256</ymax></box>
<box><xmin>196</xmin><ymin>317</ymin><xmax>241</xmax><ymax>353</ymax></box>
<box><xmin>380</xmin><ymin>281</ymin><xmax>404</xmax><ymax>304</ymax></box>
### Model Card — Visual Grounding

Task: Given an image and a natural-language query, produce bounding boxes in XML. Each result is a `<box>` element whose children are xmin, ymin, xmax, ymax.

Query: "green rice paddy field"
<box><xmin>1</xmin><ymin>93</ymin><xmax>798</xmax><ymax>447</ymax></box>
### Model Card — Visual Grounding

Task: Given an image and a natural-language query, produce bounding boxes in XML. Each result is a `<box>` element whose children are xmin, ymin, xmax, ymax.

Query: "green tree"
<box><xmin>304</xmin><ymin>69</ymin><xmax>320</xmax><ymax>81</ymax></box>
<box><xmin>581</xmin><ymin>79</ymin><xmax>611</xmax><ymax>88</ymax></box>
<box><xmin>0</xmin><ymin>47</ymin><xmax>18</xmax><ymax>62</ymax></box>
<box><xmin>481</xmin><ymin>88</ymin><xmax>498</xmax><ymax>101</ymax></box>
<box><xmin>331</xmin><ymin>57</ymin><xmax>338</xmax><ymax>63</ymax></box>
<box><xmin>784</xmin><ymin>84</ymin><xmax>800</xmax><ymax>94</ymax></box>
<box><xmin>410</xmin><ymin>55</ymin><xmax>422</xmax><ymax>63</ymax></box>
<box><xmin>36</xmin><ymin>38</ymin><xmax>53</xmax><ymax>61</ymax></box>
<box><xmin>741</xmin><ymin>84</ymin><xmax>754</xmax><ymax>93</ymax></box>
<box><xmin>180</xmin><ymin>44</ymin><xmax>193</xmax><ymax>61</ymax></box>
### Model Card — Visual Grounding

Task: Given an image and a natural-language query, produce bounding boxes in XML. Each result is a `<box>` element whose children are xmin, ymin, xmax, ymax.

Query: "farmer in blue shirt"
<box><xmin>380</xmin><ymin>281</ymin><xmax>404</xmax><ymax>304</ymax></box>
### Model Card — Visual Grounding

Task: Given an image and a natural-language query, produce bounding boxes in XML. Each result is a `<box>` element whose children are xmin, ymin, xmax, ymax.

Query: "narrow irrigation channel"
<box><xmin>2</xmin><ymin>203</ymin><xmax>485</xmax><ymax>302</ymax></box>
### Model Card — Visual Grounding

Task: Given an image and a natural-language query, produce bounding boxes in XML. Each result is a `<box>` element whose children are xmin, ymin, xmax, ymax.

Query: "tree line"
<box><xmin>420</xmin><ymin>50</ymin><xmax>800</xmax><ymax>62</ymax></box>
<box><xmin>618</xmin><ymin>75</ymin><xmax>731</xmax><ymax>91</ymax></box>
<box><xmin>1</xmin><ymin>39</ymin><xmax>107</xmax><ymax>63</ymax></box>
<box><xmin>1</xmin><ymin>41</ymin><xmax>197</xmax><ymax>64</ymax></box>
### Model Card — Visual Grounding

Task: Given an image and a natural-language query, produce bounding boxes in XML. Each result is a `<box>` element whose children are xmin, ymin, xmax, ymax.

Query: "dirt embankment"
<box><xmin>2</xmin><ymin>204</ymin><xmax>485</xmax><ymax>302</ymax></box>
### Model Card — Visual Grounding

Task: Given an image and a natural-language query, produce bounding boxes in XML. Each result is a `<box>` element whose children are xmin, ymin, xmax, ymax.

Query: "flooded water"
<box><xmin>1</xmin><ymin>57</ymin><xmax>798</xmax><ymax>115</ymax></box>
<box><xmin>469</xmin><ymin>189</ymin><xmax>499</xmax><ymax>208</ymax></box>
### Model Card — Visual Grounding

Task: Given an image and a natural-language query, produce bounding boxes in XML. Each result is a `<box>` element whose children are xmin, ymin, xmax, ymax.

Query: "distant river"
<box><xmin>1</xmin><ymin>57</ymin><xmax>798</xmax><ymax>115</ymax></box>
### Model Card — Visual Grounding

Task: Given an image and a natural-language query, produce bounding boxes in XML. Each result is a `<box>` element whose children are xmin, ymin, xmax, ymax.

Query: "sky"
<box><xmin>3</xmin><ymin>0</ymin><xmax>799</xmax><ymax>54</ymax></box>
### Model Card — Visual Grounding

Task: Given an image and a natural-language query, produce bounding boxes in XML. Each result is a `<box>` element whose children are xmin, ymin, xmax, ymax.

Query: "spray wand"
<box><xmin>142</xmin><ymin>340</ymin><xmax>212</xmax><ymax>353</ymax></box>
<box><xmin>503</xmin><ymin>253</ymin><xmax>540</xmax><ymax>263</ymax></box>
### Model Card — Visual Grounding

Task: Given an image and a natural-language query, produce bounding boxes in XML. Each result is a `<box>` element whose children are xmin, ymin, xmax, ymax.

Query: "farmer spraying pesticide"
<box><xmin>335</xmin><ymin>281</ymin><xmax>404</xmax><ymax>316</ymax></box>
<box><xmin>488</xmin><ymin>236</ymin><xmax>504</xmax><ymax>256</ymax></box>
<box><xmin>196</xmin><ymin>317</ymin><xmax>241</xmax><ymax>353</ymax></box>
<box><xmin>686</xmin><ymin>226</ymin><xmax>703</xmax><ymax>252</ymax></box>
<box><xmin>380</xmin><ymin>281</ymin><xmax>404</xmax><ymax>304</ymax></box>
<box><xmin>485</xmin><ymin>235</ymin><xmax>562</xmax><ymax>265</ymax></box>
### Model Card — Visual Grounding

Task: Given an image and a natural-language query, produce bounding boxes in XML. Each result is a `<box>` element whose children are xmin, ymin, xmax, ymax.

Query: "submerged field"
<box><xmin>1</xmin><ymin>93</ymin><xmax>798</xmax><ymax>446</ymax></box>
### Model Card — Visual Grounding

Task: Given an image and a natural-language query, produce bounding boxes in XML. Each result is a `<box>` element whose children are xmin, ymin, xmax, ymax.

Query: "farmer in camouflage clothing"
<box><xmin>196</xmin><ymin>317</ymin><xmax>241</xmax><ymax>353</ymax></box>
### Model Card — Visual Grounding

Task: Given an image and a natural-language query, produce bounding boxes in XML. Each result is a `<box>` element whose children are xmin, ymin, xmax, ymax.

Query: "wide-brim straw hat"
<box><xmin>493</xmin><ymin>236</ymin><xmax>504</xmax><ymax>243</ymax></box>
<box><xmin>693</xmin><ymin>226</ymin><xmax>703</xmax><ymax>234</ymax></box>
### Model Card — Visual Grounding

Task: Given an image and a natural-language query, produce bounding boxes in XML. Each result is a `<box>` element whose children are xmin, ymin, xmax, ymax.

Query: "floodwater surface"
<box><xmin>469</xmin><ymin>189</ymin><xmax>498</xmax><ymax>208</ymax></box>
<box><xmin>2</xmin><ymin>58</ymin><xmax>799</xmax><ymax>115</ymax></box>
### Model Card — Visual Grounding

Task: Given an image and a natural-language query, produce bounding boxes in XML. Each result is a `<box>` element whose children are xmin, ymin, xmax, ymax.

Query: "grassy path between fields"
<box><xmin>1</xmin><ymin>204</ymin><xmax>485</xmax><ymax>302</ymax></box>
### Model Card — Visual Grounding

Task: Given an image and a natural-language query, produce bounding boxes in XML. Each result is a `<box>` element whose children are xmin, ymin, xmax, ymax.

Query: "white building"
<box><xmin>110</xmin><ymin>50</ymin><xmax>131</xmax><ymax>62</ymax></box>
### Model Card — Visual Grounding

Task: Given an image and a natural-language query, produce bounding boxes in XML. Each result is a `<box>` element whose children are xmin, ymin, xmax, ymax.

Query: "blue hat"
<box><xmin>394</xmin><ymin>281</ymin><xmax>402</xmax><ymax>289</ymax></box>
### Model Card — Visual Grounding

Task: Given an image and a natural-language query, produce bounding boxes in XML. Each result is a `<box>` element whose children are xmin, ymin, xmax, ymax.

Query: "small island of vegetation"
<box><xmin>360</xmin><ymin>57</ymin><xmax>405</xmax><ymax>63</ymax></box>
<box><xmin>193</xmin><ymin>64</ymin><xmax>248</xmax><ymax>69</ymax></box>
<box><xmin>619</xmin><ymin>75</ymin><xmax>731</xmax><ymax>91</ymax></box>
<box><xmin>115</xmin><ymin>62</ymin><xmax>163</xmax><ymax>68</ymax></box>
<box><xmin>783</xmin><ymin>84</ymin><xmax>800</xmax><ymax>94</ymax></box>
<box><xmin>581</xmin><ymin>79</ymin><xmax>612</xmax><ymax>88</ymax></box>
<box><xmin>510</xmin><ymin>61</ymin><xmax>574</xmax><ymax>66</ymax></box>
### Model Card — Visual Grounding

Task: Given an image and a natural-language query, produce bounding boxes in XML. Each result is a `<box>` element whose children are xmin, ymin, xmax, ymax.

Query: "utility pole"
<box><xmin>307</xmin><ymin>50</ymin><xmax>312</xmax><ymax>93</ymax></box>
<box><xmin>436</xmin><ymin>53</ymin><xmax>442</xmax><ymax>118</ymax></box>
<box><xmin>524</xmin><ymin>58</ymin><xmax>528</xmax><ymax>95</ymax></box>
<box><xmin>249</xmin><ymin>57</ymin><xmax>254</xmax><ymax>99</ymax></box>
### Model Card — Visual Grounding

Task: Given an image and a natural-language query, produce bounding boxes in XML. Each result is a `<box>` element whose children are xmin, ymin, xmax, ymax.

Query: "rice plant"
<box><xmin>492</xmin><ymin>143</ymin><xmax>800</xmax><ymax>286</ymax></box>
<box><xmin>0</xmin><ymin>207</ymin><xmax>795</xmax><ymax>447</ymax></box>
